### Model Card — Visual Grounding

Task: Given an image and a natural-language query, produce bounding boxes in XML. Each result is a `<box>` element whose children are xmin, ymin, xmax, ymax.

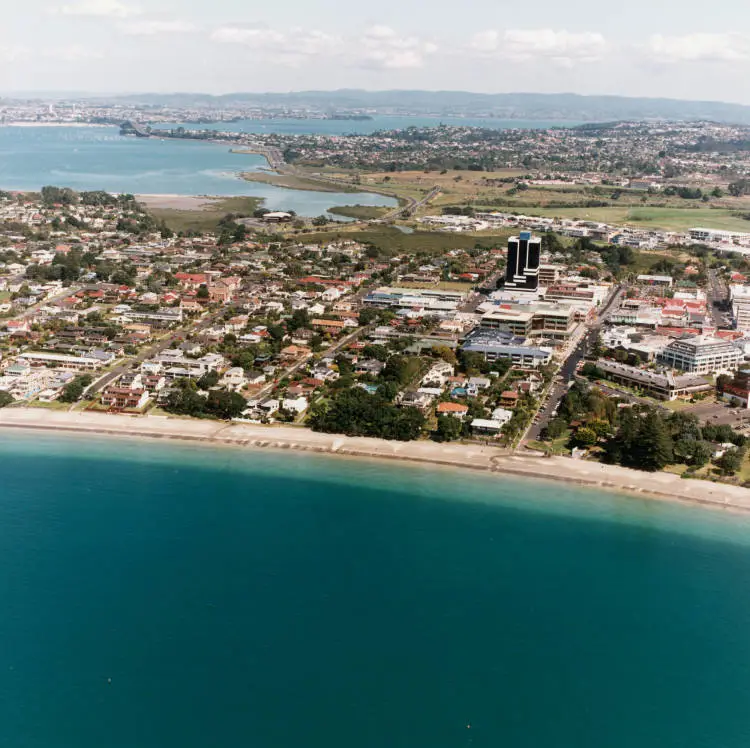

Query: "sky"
<box><xmin>2</xmin><ymin>0</ymin><xmax>750</xmax><ymax>102</ymax></box>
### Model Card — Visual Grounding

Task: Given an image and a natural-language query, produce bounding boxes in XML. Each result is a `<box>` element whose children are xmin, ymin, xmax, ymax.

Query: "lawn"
<box><xmin>463</xmin><ymin>204</ymin><xmax>750</xmax><ymax>233</ymax></box>
<box><xmin>327</xmin><ymin>205</ymin><xmax>392</xmax><ymax>220</ymax></box>
<box><xmin>146</xmin><ymin>196</ymin><xmax>263</xmax><ymax>233</ymax></box>
<box><xmin>292</xmin><ymin>227</ymin><xmax>513</xmax><ymax>255</ymax></box>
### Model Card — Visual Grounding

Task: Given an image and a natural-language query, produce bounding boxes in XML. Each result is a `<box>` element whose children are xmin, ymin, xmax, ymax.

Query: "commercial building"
<box><xmin>17</xmin><ymin>351</ymin><xmax>105</xmax><ymax>371</ymax></box>
<box><xmin>722</xmin><ymin>368</ymin><xmax>750</xmax><ymax>408</ymax></box>
<box><xmin>461</xmin><ymin>328</ymin><xmax>552</xmax><ymax>368</ymax></box>
<box><xmin>689</xmin><ymin>227</ymin><xmax>750</xmax><ymax>244</ymax></box>
<box><xmin>362</xmin><ymin>286</ymin><xmax>466</xmax><ymax>312</ymax></box>
<box><xmin>657</xmin><ymin>335</ymin><xmax>742</xmax><ymax>374</ymax></box>
<box><xmin>480</xmin><ymin>302</ymin><xmax>576</xmax><ymax>343</ymax></box>
<box><xmin>504</xmin><ymin>231</ymin><xmax>541</xmax><ymax>292</ymax></box>
<box><xmin>595</xmin><ymin>361</ymin><xmax>713</xmax><ymax>401</ymax></box>
<box><xmin>730</xmin><ymin>285</ymin><xmax>750</xmax><ymax>332</ymax></box>
<box><xmin>637</xmin><ymin>274</ymin><xmax>674</xmax><ymax>288</ymax></box>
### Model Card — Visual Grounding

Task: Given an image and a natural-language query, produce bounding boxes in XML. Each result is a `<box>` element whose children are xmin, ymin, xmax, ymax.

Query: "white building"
<box><xmin>657</xmin><ymin>335</ymin><xmax>742</xmax><ymax>375</ymax></box>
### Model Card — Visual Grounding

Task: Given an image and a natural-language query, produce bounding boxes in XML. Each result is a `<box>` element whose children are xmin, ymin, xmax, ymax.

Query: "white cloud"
<box><xmin>358</xmin><ymin>25</ymin><xmax>438</xmax><ymax>69</ymax></box>
<box><xmin>0</xmin><ymin>45</ymin><xmax>31</xmax><ymax>62</ymax></box>
<box><xmin>210</xmin><ymin>25</ymin><xmax>341</xmax><ymax>66</ymax></box>
<box><xmin>44</xmin><ymin>45</ymin><xmax>103</xmax><ymax>61</ymax></box>
<box><xmin>56</xmin><ymin>0</ymin><xmax>140</xmax><ymax>18</ymax></box>
<box><xmin>210</xmin><ymin>23</ymin><xmax>437</xmax><ymax>70</ymax></box>
<box><xmin>648</xmin><ymin>33</ymin><xmax>750</xmax><ymax>64</ymax></box>
<box><xmin>469</xmin><ymin>28</ymin><xmax>606</xmax><ymax>65</ymax></box>
<box><xmin>120</xmin><ymin>20</ymin><xmax>197</xmax><ymax>36</ymax></box>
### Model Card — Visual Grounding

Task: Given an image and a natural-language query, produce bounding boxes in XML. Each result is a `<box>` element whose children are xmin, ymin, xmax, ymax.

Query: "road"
<box><xmin>85</xmin><ymin>307</ymin><xmax>226</xmax><ymax>398</ymax></box>
<box><xmin>707</xmin><ymin>269</ymin><xmax>731</xmax><ymax>328</ymax></box>
<box><xmin>12</xmin><ymin>285</ymin><xmax>83</xmax><ymax>321</ymax></box>
<box><xmin>251</xmin><ymin>324</ymin><xmax>369</xmax><ymax>402</ymax></box>
<box><xmin>524</xmin><ymin>284</ymin><xmax>624</xmax><ymax>443</ymax></box>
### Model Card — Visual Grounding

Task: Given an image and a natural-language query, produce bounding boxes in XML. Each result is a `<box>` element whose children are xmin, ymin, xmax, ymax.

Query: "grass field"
<box><xmin>479</xmin><ymin>204</ymin><xmax>750</xmax><ymax>232</ymax></box>
<box><xmin>327</xmin><ymin>205</ymin><xmax>391</xmax><ymax>220</ymax></box>
<box><xmin>311</xmin><ymin>168</ymin><xmax>750</xmax><ymax>233</ymax></box>
<box><xmin>241</xmin><ymin>171</ymin><xmax>363</xmax><ymax>194</ymax></box>
<box><xmin>293</xmin><ymin>227</ymin><xmax>513</xmax><ymax>254</ymax></box>
<box><xmin>146</xmin><ymin>196</ymin><xmax>263</xmax><ymax>233</ymax></box>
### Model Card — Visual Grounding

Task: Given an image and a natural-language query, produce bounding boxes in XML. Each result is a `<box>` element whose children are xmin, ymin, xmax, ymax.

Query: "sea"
<box><xmin>1</xmin><ymin>430</ymin><xmax>750</xmax><ymax>747</ymax></box>
<box><xmin>0</xmin><ymin>116</ymin><xmax>576</xmax><ymax>216</ymax></box>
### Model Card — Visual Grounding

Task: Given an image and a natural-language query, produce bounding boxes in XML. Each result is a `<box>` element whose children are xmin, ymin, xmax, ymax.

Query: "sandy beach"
<box><xmin>0</xmin><ymin>407</ymin><xmax>748</xmax><ymax>512</ymax></box>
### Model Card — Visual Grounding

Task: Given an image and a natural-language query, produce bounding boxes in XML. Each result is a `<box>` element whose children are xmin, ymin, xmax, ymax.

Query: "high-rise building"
<box><xmin>504</xmin><ymin>231</ymin><xmax>541</xmax><ymax>292</ymax></box>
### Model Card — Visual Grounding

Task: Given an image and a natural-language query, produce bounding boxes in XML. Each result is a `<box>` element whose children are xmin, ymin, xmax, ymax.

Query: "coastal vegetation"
<box><xmin>310</xmin><ymin>387</ymin><xmax>426</xmax><ymax>441</ymax></box>
<box><xmin>326</xmin><ymin>205</ymin><xmax>391</xmax><ymax>220</ymax></box>
<box><xmin>543</xmin><ymin>381</ymin><xmax>749</xmax><ymax>479</ymax></box>
<box><xmin>143</xmin><ymin>195</ymin><xmax>263</xmax><ymax>233</ymax></box>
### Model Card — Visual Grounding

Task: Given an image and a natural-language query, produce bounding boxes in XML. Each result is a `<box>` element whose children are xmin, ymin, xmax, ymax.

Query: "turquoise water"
<box><xmin>1</xmin><ymin>431</ymin><xmax>750</xmax><ymax>747</ymax></box>
<box><xmin>0</xmin><ymin>126</ymin><xmax>397</xmax><ymax>216</ymax></box>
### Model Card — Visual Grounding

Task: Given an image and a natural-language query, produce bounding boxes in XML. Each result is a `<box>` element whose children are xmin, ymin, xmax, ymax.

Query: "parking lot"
<box><xmin>680</xmin><ymin>401</ymin><xmax>750</xmax><ymax>429</ymax></box>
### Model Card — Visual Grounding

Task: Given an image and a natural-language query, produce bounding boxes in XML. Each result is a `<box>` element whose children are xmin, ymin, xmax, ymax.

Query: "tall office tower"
<box><xmin>504</xmin><ymin>231</ymin><xmax>541</xmax><ymax>291</ymax></box>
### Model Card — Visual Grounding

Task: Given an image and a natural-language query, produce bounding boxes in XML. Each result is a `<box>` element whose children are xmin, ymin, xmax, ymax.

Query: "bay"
<box><xmin>0</xmin><ymin>430</ymin><xmax>749</xmax><ymax>748</ymax></box>
<box><xmin>0</xmin><ymin>125</ymin><xmax>398</xmax><ymax>217</ymax></box>
<box><xmin>159</xmin><ymin>115</ymin><xmax>582</xmax><ymax>136</ymax></box>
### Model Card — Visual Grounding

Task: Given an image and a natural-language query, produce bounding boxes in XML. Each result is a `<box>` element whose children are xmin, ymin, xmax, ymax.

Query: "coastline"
<box><xmin>1</xmin><ymin>407</ymin><xmax>748</xmax><ymax>513</ymax></box>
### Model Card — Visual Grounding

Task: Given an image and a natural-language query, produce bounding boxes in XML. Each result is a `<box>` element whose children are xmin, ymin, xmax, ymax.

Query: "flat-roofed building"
<box><xmin>657</xmin><ymin>334</ymin><xmax>742</xmax><ymax>374</ymax></box>
<box><xmin>461</xmin><ymin>328</ymin><xmax>553</xmax><ymax>368</ymax></box>
<box><xmin>637</xmin><ymin>274</ymin><xmax>674</xmax><ymax>288</ymax></box>
<box><xmin>730</xmin><ymin>285</ymin><xmax>750</xmax><ymax>332</ymax></box>
<box><xmin>17</xmin><ymin>351</ymin><xmax>104</xmax><ymax>371</ymax></box>
<box><xmin>480</xmin><ymin>302</ymin><xmax>576</xmax><ymax>343</ymax></box>
<box><xmin>596</xmin><ymin>360</ymin><xmax>713</xmax><ymax>401</ymax></box>
<box><xmin>363</xmin><ymin>286</ymin><xmax>466</xmax><ymax>312</ymax></box>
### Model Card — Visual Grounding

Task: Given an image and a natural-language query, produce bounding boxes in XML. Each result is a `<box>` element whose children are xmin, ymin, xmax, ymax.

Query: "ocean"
<box><xmin>1</xmin><ymin>431</ymin><xmax>750</xmax><ymax>747</ymax></box>
<box><xmin>0</xmin><ymin>125</ymin><xmax>398</xmax><ymax>217</ymax></box>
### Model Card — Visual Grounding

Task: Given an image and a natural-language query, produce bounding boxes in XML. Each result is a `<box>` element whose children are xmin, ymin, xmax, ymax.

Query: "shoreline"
<box><xmin>1</xmin><ymin>408</ymin><xmax>749</xmax><ymax>513</ymax></box>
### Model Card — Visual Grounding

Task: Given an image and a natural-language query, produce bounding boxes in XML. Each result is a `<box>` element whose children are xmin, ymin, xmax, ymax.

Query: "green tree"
<box><xmin>573</xmin><ymin>426</ymin><xmax>598</xmax><ymax>447</ymax></box>
<box><xmin>434</xmin><ymin>415</ymin><xmax>463</xmax><ymax>442</ymax></box>
<box><xmin>633</xmin><ymin>410</ymin><xmax>673</xmax><ymax>471</ymax></box>
<box><xmin>0</xmin><ymin>391</ymin><xmax>13</xmax><ymax>407</ymax></box>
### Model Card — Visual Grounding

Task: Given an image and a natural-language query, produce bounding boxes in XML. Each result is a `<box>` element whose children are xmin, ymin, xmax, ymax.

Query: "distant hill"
<box><xmin>81</xmin><ymin>90</ymin><xmax>750</xmax><ymax>124</ymax></box>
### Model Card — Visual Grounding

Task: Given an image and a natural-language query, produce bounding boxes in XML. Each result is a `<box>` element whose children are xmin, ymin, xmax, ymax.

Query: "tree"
<box><xmin>633</xmin><ymin>410</ymin><xmax>673</xmax><ymax>471</ymax></box>
<box><xmin>0</xmin><ymin>391</ymin><xmax>13</xmax><ymax>408</ymax></box>
<box><xmin>197</xmin><ymin>370</ymin><xmax>220</xmax><ymax>389</ymax></box>
<box><xmin>544</xmin><ymin>417</ymin><xmax>567</xmax><ymax>440</ymax></box>
<box><xmin>309</xmin><ymin>387</ymin><xmax>425</xmax><ymax>441</ymax></box>
<box><xmin>196</xmin><ymin>284</ymin><xmax>209</xmax><ymax>300</ymax></box>
<box><xmin>433</xmin><ymin>345</ymin><xmax>457</xmax><ymax>366</ymax></box>
<box><xmin>288</xmin><ymin>308</ymin><xmax>311</xmax><ymax>332</ymax></box>
<box><xmin>573</xmin><ymin>426</ymin><xmax>598</xmax><ymax>447</ymax></box>
<box><xmin>692</xmin><ymin>441</ymin><xmax>713</xmax><ymax>468</ymax></box>
<box><xmin>590</xmin><ymin>332</ymin><xmax>604</xmax><ymax>359</ymax></box>
<box><xmin>434</xmin><ymin>415</ymin><xmax>463</xmax><ymax>442</ymax></box>
<box><xmin>716</xmin><ymin>373</ymin><xmax>732</xmax><ymax>394</ymax></box>
<box><xmin>716</xmin><ymin>448</ymin><xmax>745</xmax><ymax>476</ymax></box>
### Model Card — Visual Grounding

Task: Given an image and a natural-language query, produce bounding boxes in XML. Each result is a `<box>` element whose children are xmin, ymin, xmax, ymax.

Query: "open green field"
<box><xmin>327</xmin><ymin>205</ymin><xmax>391</xmax><ymax>220</ymax></box>
<box><xmin>294</xmin><ymin>227</ymin><xmax>513</xmax><ymax>255</ymax></box>
<box><xmin>455</xmin><ymin>204</ymin><xmax>750</xmax><ymax>233</ymax></box>
<box><xmin>144</xmin><ymin>196</ymin><xmax>263</xmax><ymax>233</ymax></box>
<box><xmin>241</xmin><ymin>171</ymin><xmax>362</xmax><ymax>194</ymax></box>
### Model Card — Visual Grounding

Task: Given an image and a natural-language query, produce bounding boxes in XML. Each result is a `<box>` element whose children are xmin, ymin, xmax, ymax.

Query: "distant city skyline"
<box><xmin>3</xmin><ymin>0</ymin><xmax>750</xmax><ymax>103</ymax></box>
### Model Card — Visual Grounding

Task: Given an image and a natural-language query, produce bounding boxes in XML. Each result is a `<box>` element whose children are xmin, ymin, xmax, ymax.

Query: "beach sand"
<box><xmin>1</xmin><ymin>408</ymin><xmax>748</xmax><ymax>512</ymax></box>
